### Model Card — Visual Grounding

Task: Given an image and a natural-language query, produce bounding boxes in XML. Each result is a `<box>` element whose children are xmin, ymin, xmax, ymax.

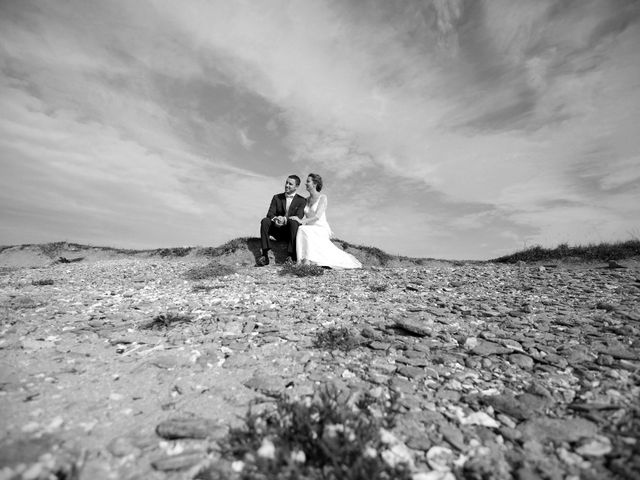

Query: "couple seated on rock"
<box><xmin>258</xmin><ymin>174</ymin><xmax>362</xmax><ymax>269</ymax></box>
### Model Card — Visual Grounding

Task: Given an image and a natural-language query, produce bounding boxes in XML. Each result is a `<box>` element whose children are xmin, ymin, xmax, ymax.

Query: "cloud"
<box><xmin>0</xmin><ymin>64</ymin><xmax>277</xmax><ymax>248</ymax></box>
<box><xmin>0</xmin><ymin>0</ymin><xmax>638</xmax><ymax>259</ymax></box>
<box><xmin>237</xmin><ymin>128</ymin><xmax>255</xmax><ymax>150</ymax></box>
<box><xmin>150</xmin><ymin>0</ymin><xmax>640</xmax><ymax>208</ymax></box>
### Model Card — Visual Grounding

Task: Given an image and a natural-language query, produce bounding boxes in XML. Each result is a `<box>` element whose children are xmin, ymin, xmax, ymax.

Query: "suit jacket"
<box><xmin>266</xmin><ymin>193</ymin><xmax>306</xmax><ymax>220</ymax></box>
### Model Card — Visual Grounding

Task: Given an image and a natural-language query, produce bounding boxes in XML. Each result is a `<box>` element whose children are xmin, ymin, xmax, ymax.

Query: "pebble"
<box><xmin>426</xmin><ymin>445</ymin><xmax>455</xmax><ymax>472</ymax></box>
<box><xmin>395</xmin><ymin>317</ymin><xmax>433</xmax><ymax>337</ymax></box>
<box><xmin>107</xmin><ymin>436</ymin><xmax>139</xmax><ymax>457</ymax></box>
<box><xmin>575</xmin><ymin>435</ymin><xmax>613</xmax><ymax>457</ymax></box>
<box><xmin>1</xmin><ymin>251</ymin><xmax>638</xmax><ymax>479</ymax></box>
<box><xmin>156</xmin><ymin>417</ymin><xmax>223</xmax><ymax>440</ymax></box>
<box><xmin>151</xmin><ymin>452</ymin><xmax>206</xmax><ymax>471</ymax></box>
<box><xmin>519</xmin><ymin>417</ymin><xmax>598</xmax><ymax>442</ymax></box>
<box><xmin>509</xmin><ymin>353</ymin><xmax>534</xmax><ymax>369</ymax></box>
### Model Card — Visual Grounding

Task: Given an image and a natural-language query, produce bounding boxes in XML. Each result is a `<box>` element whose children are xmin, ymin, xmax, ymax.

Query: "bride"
<box><xmin>289</xmin><ymin>173</ymin><xmax>362</xmax><ymax>269</ymax></box>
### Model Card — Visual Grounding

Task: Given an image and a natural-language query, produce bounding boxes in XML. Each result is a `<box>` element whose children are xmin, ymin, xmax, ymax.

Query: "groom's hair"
<box><xmin>287</xmin><ymin>175</ymin><xmax>301</xmax><ymax>186</ymax></box>
<box><xmin>309</xmin><ymin>173</ymin><xmax>323</xmax><ymax>192</ymax></box>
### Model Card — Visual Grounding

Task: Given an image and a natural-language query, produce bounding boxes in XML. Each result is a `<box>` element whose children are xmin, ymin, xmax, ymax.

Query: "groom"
<box><xmin>258</xmin><ymin>175</ymin><xmax>306</xmax><ymax>266</ymax></box>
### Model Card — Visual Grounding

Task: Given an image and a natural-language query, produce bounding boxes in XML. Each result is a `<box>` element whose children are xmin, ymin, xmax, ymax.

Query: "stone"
<box><xmin>426</xmin><ymin>446</ymin><xmax>455</xmax><ymax>472</ymax></box>
<box><xmin>461</xmin><ymin>411</ymin><xmax>499</xmax><ymax>428</ymax></box>
<box><xmin>389</xmin><ymin>377</ymin><xmax>416</xmax><ymax>394</ymax></box>
<box><xmin>470</xmin><ymin>339</ymin><xmax>511</xmax><ymax>356</ymax></box>
<box><xmin>482</xmin><ymin>394</ymin><xmax>534</xmax><ymax>421</ymax></box>
<box><xmin>243</xmin><ymin>374</ymin><xmax>288</xmax><ymax>397</ymax></box>
<box><xmin>368</xmin><ymin>341</ymin><xmax>392</xmax><ymax>351</ymax></box>
<box><xmin>156</xmin><ymin>417</ymin><xmax>222</xmax><ymax>440</ymax></box>
<box><xmin>107</xmin><ymin>436</ymin><xmax>140</xmax><ymax>457</ymax></box>
<box><xmin>518</xmin><ymin>417</ymin><xmax>598</xmax><ymax>443</ymax></box>
<box><xmin>380</xmin><ymin>429</ymin><xmax>415</xmax><ymax>469</ymax></box>
<box><xmin>435</xmin><ymin>389</ymin><xmax>461</xmax><ymax>402</ymax></box>
<box><xmin>574</xmin><ymin>435</ymin><xmax>613</xmax><ymax>457</ymax></box>
<box><xmin>439</xmin><ymin>422</ymin><xmax>465</xmax><ymax>451</ymax></box>
<box><xmin>509</xmin><ymin>353</ymin><xmax>534</xmax><ymax>369</ymax></box>
<box><xmin>151</xmin><ymin>452</ymin><xmax>206</xmax><ymax>471</ymax></box>
<box><xmin>148</xmin><ymin>354</ymin><xmax>181</xmax><ymax>369</ymax></box>
<box><xmin>360</xmin><ymin>326</ymin><xmax>382</xmax><ymax>340</ymax></box>
<box><xmin>396</xmin><ymin>355</ymin><xmax>429</xmax><ymax>367</ymax></box>
<box><xmin>542</xmin><ymin>353</ymin><xmax>568</xmax><ymax>368</ymax></box>
<box><xmin>412</xmin><ymin>471</ymin><xmax>456</xmax><ymax>480</ymax></box>
<box><xmin>461</xmin><ymin>445</ymin><xmax>512</xmax><ymax>480</ymax></box>
<box><xmin>395</xmin><ymin>317</ymin><xmax>433</xmax><ymax>337</ymax></box>
<box><xmin>397</xmin><ymin>365</ymin><xmax>426</xmax><ymax>380</ymax></box>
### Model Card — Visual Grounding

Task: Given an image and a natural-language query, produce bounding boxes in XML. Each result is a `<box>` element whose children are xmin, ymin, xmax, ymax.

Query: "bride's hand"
<box><xmin>289</xmin><ymin>216</ymin><xmax>302</xmax><ymax>223</ymax></box>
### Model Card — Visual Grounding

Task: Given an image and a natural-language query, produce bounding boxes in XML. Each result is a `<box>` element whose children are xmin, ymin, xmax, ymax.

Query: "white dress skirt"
<box><xmin>296</xmin><ymin>194</ymin><xmax>362</xmax><ymax>269</ymax></box>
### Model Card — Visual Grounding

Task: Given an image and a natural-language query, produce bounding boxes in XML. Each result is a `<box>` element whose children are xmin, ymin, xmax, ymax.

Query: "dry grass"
<box><xmin>191</xmin><ymin>284</ymin><xmax>224</xmax><ymax>293</ymax></box>
<box><xmin>493</xmin><ymin>240</ymin><xmax>640</xmax><ymax>263</ymax></box>
<box><xmin>368</xmin><ymin>283</ymin><xmax>388</xmax><ymax>293</ymax></box>
<box><xmin>183</xmin><ymin>262</ymin><xmax>237</xmax><ymax>280</ymax></box>
<box><xmin>199</xmin><ymin>237</ymin><xmax>255</xmax><ymax>257</ymax></box>
<box><xmin>279</xmin><ymin>262</ymin><xmax>325</xmax><ymax>277</ymax></box>
<box><xmin>152</xmin><ymin>247</ymin><xmax>193</xmax><ymax>257</ymax></box>
<box><xmin>141</xmin><ymin>312</ymin><xmax>193</xmax><ymax>330</ymax></box>
<box><xmin>333</xmin><ymin>239</ymin><xmax>394</xmax><ymax>266</ymax></box>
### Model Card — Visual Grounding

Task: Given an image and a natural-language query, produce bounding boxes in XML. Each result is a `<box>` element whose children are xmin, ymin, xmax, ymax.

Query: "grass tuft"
<box><xmin>56</xmin><ymin>256</ymin><xmax>84</xmax><ymax>264</ymax></box>
<box><xmin>199</xmin><ymin>237</ymin><xmax>255</xmax><ymax>257</ymax></box>
<box><xmin>368</xmin><ymin>283</ymin><xmax>388</xmax><ymax>293</ymax></box>
<box><xmin>213</xmin><ymin>384</ymin><xmax>410</xmax><ymax>480</ymax></box>
<box><xmin>314</xmin><ymin>326</ymin><xmax>361</xmax><ymax>351</ymax></box>
<box><xmin>334</xmin><ymin>239</ymin><xmax>394</xmax><ymax>266</ymax></box>
<box><xmin>279</xmin><ymin>262</ymin><xmax>325</xmax><ymax>277</ymax></box>
<box><xmin>152</xmin><ymin>247</ymin><xmax>193</xmax><ymax>257</ymax></box>
<box><xmin>191</xmin><ymin>284</ymin><xmax>224</xmax><ymax>293</ymax></box>
<box><xmin>32</xmin><ymin>279</ymin><xmax>54</xmax><ymax>286</ymax></box>
<box><xmin>184</xmin><ymin>262</ymin><xmax>237</xmax><ymax>280</ymax></box>
<box><xmin>493</xmin><ymin>240</ymin><xmax>640</xmax><ymax>263</ymax></box>
<box><xmin>142</xmin><ymin>312</ymin><xmax>193</xmax><ymax>330</ymax></box>
<box><xmin>39</xmin><ymin>242</ymin><xmax>69</xmax><ymax>259</ymax></box>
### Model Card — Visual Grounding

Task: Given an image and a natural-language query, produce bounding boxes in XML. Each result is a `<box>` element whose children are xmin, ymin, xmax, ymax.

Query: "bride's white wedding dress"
<box><xmin>296</xmin><ymin>194</ymin><xmax>362</xmax><ymax>269</ymax></box>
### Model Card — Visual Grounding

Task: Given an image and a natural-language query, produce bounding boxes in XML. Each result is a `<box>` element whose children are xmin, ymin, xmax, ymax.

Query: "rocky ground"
<box><xmin>0</xmin><ymin>244</ymin><xmax>639</xmax><ymax>479</ymax></box>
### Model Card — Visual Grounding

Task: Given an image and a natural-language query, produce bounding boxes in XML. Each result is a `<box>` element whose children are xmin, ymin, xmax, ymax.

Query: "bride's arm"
<box><xmin>300</xmin><ymin>195</ymin><xmax>327</xmax><ymax>225</ymax></box>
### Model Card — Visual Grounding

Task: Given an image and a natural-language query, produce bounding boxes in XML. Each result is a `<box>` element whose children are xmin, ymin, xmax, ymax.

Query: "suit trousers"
<box><xmin>260</xmin><ymin>217</ymin><xmax>299</xmax><ymax>258</ymax></box>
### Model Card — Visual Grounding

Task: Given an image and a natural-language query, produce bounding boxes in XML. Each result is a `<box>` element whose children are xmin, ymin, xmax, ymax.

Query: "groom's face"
<box><xmin>284</xmin><ymin>177</ymin><xmax>297</xmax><ymax>195</ymax></box>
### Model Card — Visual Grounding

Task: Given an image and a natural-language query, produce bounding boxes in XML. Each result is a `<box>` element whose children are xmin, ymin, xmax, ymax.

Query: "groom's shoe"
<box><xmin>257</xmin><ymin>255</ymin><xmax>270</xmax><ymax>266</ymax></box>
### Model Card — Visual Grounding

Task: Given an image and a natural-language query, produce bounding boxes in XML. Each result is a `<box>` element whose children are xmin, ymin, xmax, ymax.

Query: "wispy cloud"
<box><xmin>1</xmin><ymin>0</ymin><xmax>638</xmax><ymax>258</ymax></box>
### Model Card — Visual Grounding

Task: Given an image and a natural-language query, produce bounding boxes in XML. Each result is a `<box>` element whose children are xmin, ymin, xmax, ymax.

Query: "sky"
<box><xmin>1</xmin><ymin>0</ymin><xmax>639</xmax><ymax>260</ymax></box>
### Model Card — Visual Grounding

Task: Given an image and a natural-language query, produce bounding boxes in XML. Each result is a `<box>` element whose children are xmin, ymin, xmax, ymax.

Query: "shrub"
<box><xmin>142</xmin><ymin>312</ymin><xmax>193</xmax><ymax>330</ymax></box>
<box><xmin>314</xmin><ymin>326</ymin><xmax>361</xmax><ymax>351</ymax></box>
<box><xmin>493</xmin><ymin>240</ymin><xmax>640</xmax><ymax>263</ymax></box>
<box><xmin>200</xmin><ymin>237</ymin><xmax>254</xmax><ymax>257</ymax></box>
<box><xmin>154</xmin><ymin>247</ymin><xmax>193</xmax><ymax>257</ymax></box>
<box><xmin>213</xmin><ymin>384</ymin><xmax>410</xmax><ymax>480</ymax></box>
<box><xmin>32</xmin><ymin>279</ymin><xmax>54</xmax><ymax>286</ymax></box>
<box><xmin>40</xmin><ymin>242</ymin><xmax>67</xmax><ymax>258</ymax></box>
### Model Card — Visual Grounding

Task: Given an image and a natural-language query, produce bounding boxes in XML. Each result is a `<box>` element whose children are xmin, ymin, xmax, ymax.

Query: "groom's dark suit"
<box><xmin>260</xmin><ymin>193</ymin><xmax>306</xmax><ymax>260</ymax></box>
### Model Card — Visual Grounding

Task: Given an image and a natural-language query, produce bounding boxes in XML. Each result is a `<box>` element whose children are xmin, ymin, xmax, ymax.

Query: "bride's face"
<box><xmin>305</xmin><ymin>176</ymin><xmax>315</xmax><ymax>192</ymax></box>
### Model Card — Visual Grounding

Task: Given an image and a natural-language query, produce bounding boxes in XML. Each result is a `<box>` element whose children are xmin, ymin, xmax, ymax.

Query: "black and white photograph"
<box><xmin>1</xmin><ymin>1</ymin><xmax>639</xmax><ymax>478</ymax></box>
